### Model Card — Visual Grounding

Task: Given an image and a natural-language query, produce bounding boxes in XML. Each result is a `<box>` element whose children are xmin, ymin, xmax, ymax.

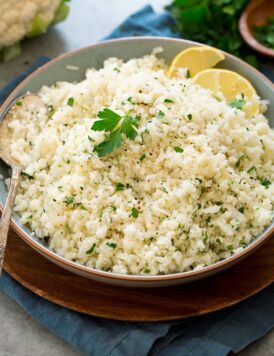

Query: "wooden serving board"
<box><xmin>3</xmin><ymin>228</ymin><xmax>274</xmax><ymax>322</ymax></box>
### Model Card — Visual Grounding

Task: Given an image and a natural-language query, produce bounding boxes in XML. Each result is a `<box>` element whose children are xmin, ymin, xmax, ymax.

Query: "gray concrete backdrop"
<box><xmin>0</xmin><ymin>0</ymin><xmax>273</xmax><ymax>355</ymax></box>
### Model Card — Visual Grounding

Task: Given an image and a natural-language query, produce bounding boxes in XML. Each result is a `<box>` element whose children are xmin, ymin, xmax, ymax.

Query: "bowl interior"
<box><xmin>0</xmin><ymin>37</ymin><xmax>273</xmax><ymax>278</ymax></box>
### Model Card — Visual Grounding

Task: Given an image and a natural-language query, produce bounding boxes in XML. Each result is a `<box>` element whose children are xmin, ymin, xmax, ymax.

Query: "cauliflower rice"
<box><xmin>7</xmin><ymin>52</ymin><xmax>274</xmax><ymax>275</ymax></box>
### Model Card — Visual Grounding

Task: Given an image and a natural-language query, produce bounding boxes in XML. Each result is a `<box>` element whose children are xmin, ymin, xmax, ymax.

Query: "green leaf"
<box><xmin>106</xmin><ymin>242</ymin><xmax>117</xmax><ymax>249</ymax></box>
<box><xmin>174</xmin><ymin>146</ymin><xmax>184</xmax><ymax>153</ymax></box>
<box><xmin>115</xmin><ymin>182</ymin><xmax>125</xmax><ymax>191</ymax></box>
<box><xmin>86</xmin><ymin>243</ymin><xmax>96</xmax><ymax>254</ymax></box>
<box><xmin>131</xmin><ymin>207</ymin><xmax>140</xmax><ymax>218</ymax></box>
<box><xmin>157</xmin><ymin>110</ymin><xmax>165</xmax><ymax>119</ymax></box>
<box><xmin>139</xmin><ymin>153</ymin><xmax>146</xmax><ymax>161</ymax></box>
<box><xmin>92</xmin><ymin>109</ymin><xmax>139</xmax><ymax>156</ymax></box>
<box><xmin>64</xmin><ymin>196</ymin><xmax>74</xmax><ymax>205</ymax></box>
<box><xmin>67</xmin><ymin>97</ymin><xmax>74</xmax><ymax>107</ymax></box>
<box><xmin>94</xmin><ymin>129</ymin><xmax>122</xmax><ymax>157</ymax></box>
<box><xmin>28</xmin><ymin>15</ymin><xmax>48</xmax><ymax>37</ymax></box>
<box><xmin>120</xmin><ymin>115</ymin><xmax>139</xmax><ymax>140</ymax></box>
<box><xmin>92</xmin><ymin>109</ymin><xmax>121</xmax><ymax>131</ymax></box>
<box><xmin>229</xmin><ymin>98</ymin><xmax>246</xmax><ymax>109</ymax></box>
<box><xmin>51</xmin><ymin>0</ymin><xmax>70</xmax><ymax>25</ymax></box>
<box><xmin>238</xmin><ymin>207</ymin><xmax>245</xmax><ymax>214</ymax></box>
<box><xmin>164</xmin><ymin>98</ymin><xmax>174</xmax><ymax>103</ymax></box>
<box><xmin>21</xmin><ymin>172</ymin><xmax>34</xmax><ymax>180</ymax></box>
<box><xmin>260</xmin><ymin>178</ymin><xmax>271</xmax><ymax>189</ymax></box>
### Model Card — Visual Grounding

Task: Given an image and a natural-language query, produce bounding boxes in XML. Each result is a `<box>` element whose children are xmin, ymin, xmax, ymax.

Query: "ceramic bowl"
<box><xmin>0</xmin><ymin>37</ymin><xmax>273</xmax><ymax>287</ymax></box>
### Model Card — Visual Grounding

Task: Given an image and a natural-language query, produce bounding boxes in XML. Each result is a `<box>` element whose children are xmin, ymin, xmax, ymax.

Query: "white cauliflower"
<box><xmin>0</xmin><ymin>0</ymin><xmax>70</xmax><ymax>61</ymax></box>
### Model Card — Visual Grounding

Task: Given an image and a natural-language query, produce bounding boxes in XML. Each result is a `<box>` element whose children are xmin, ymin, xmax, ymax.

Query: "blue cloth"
<box><xmin>0</xmin><ymin>5</ymin><xmax>273</xmax><ymax>356</ymax></box>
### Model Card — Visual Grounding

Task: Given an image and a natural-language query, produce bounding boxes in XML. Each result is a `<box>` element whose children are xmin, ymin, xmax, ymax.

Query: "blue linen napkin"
<box><xmin>0</xmin><ymin>5</ymin><xmax>273</xmax><ymax>356</ymax></box>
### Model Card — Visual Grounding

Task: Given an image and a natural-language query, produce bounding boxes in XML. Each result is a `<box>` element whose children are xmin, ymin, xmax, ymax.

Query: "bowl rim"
<box><xmin>0</xmin><ymin>36</ymin><xmax>273</xmax><ymax>283</ymax></box>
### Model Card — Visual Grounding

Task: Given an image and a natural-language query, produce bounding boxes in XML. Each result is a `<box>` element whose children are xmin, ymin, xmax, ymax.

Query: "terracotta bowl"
<box><xmin>0</xmin><ymin>37</ymin><xmax>273</xmax><ymax>287</ymax></box>
<box><xmin>239</xmin><ymin>0</ymin><xmax>274</xmax><ymax>58</ymax></box>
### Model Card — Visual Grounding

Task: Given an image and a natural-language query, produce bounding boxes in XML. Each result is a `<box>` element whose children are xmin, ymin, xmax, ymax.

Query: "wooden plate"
<box><xmin>3</xmin><ymin>228</ymin><xmax>274</xmax><ymax>322</ymax></box>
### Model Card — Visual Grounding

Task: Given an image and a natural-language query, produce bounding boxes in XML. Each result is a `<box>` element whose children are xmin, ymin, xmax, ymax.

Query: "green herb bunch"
<box><xmin>167</xmin><ymin>0</ymin><xmax>259</xmax><ymax>67</ymax></box>
<box><xmin>253</xmin><ymin>16</ymin><xmax>274</xmax><ymax>49</ymax></box>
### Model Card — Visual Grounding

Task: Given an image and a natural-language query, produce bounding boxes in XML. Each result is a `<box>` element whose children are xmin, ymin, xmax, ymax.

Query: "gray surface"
<box><xmin>0</xmin><ymin>0</ymin><xmax>273</xmax><ymax>355</ymax></box>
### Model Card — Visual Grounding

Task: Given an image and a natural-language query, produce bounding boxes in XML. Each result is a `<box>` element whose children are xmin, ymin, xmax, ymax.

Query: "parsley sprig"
<box><xmin>91</xmin><ymin>109</ymin><xmax>140</xmax><ymax>157</ymax></box>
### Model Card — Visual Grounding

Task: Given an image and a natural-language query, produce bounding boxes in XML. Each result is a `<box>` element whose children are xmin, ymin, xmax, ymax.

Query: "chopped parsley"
<box><xmin>238</xmin><ymin>207</ymin><xmax>245</xmax><ymax>214</ymax></box>
<box><xmin>127</xmin><ymin>96</ymin><xmax>133</xmax><ymax>102</ymax></box>
<box><xmin>64</xmin><ymin>196</ymin><xmax>74</xmax><ymax>205</ymax></box>
<box><xmin>21</xmin><ymin>172</ymin><xmax>34</xmax><ymax>180</ymax></box>
<box><xmin>80</xmin><ymin>205</ymin><xmax>88</xmax><ymax>211</ymax></box>
<box><xmin>111</xmin><ymin>205</ymin><xmax>117</xmax><ymax>212</ymax></box>
<box><xmin>213</xmin><ymin>95</ymin><xmax>221</xmax><ymax>102</ymax></box>
<box><xmin>157</xmin><ymin>110</ymin><xmax>165</xmax><ymax>119</ymax></box>
<box><xmin>131</xmin><ymin>207</ymin><xmax>140</xmax><ymax>218</ymax></box>
<box><xmin>260</xmin><ymin>178</ymin><xmax>271</xmax><ymax>189</ymax></box>
<box><xmin>143</xmin><ymin>269</ymin><xmax>151</xmax><ymax>273</ymax></box>
<box><xmin>186</xmin><ymin>69</ymin><xmax>191</xmax><ymax>78</ymax></box>
<box><xmin>161</xmin><ymin>187</ymin><xmax>168</xmax><ymax>194</ymax></box>
<box><xmin>247</xmin><ymin>165</ymin><xmax>256</xmax><ymax>173</ymax></box>
<box><xmin>164</xmin><ymin>98</ymin><xmax>174</xmax><ymax>103</ymax></box>
<box><xmin>200</xmin><ymin>186</ymin><xmax>206</xmax><ymax>194</ymax></box>
<box><xmin>203</xmin><ymin>232</ymin><xmax>209</xmax><ymax>243</ymax></box>
<box><xmin>86</xmin><ymin>243</ymin><xmax>96</xmax><ymax>254</ymax></box>
<box><xmin>227</xmin><ymin>245</ymin><xmax>234</xmax><ymax>251</ymax></box>
<box><xmin>236</xmin><ymin>155</ymin><xmax>245</xmax><ymax>168</ymax></box>
<box><xmin>115</xmin><ymin>182</ymin><xmax>125</xmax><ymax>191</ymax></box>
<box><xmin>91</xmin><ymin>108</ymin><xmax>140</xmax><ymax>157</ymax></box>
<box><xmin>106</xmin><ymin>242</ymin><xmax>117</xmax><ymax>249</ymax></box>
<box><xmin>48</xmin><ymin>105</ymin><xmax>55</xmax><ymax>118</ymax></box>
<box><xmin>16</xmin><ymin>101</ymin><xmax>23</xmax><ymax>106</ymax></box>
<box><xmin>67</xmin><ymin>97</ymin><xmax>74</xmax><ymax>107</ymax></box>
<box><xmin>88</xmin><ymin>135</ymin><xmax>95</xmax><ymax>142</ymax></box>
<box><xmin>139</xmin><ymin>153</ymin><xmax>146</xmax><ymax>161</ymax></box>
<box><xmin>27</xmin><ymin>215</ymin><xmax>33</xmax><ymax>220</ymax></box>
<box><xmin>187</xmin><ymin>114</ymin><xmax>192</xmax><ymax>121</ymax></box>
<box><xmin>113</xmin><ymin>67</ymin><xmax>120</xmax><ymax>73</ymax></box>
<box><xmin>229</xmin><ymin>98</ymin><xmax>246</xmax><ymax>110</ymax></box>
<box><xmin>65</xmin><ymin>159</ymin><xmax>70</xmax><ymax>164</ymax></box>
<box><xmin>174</xmin><ymin>146</ymin><xmax>184</xmax><ymax>153</ymax></box>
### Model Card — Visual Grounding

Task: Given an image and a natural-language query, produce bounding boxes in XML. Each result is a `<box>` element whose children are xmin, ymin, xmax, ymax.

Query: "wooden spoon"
<box><xmin>239</xmin><ymin>0</ymin><xmax>274</xmax><ymax>58</ymax></box>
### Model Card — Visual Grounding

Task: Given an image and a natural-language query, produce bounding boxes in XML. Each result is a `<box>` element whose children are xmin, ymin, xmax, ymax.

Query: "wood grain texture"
<box><xmin>3</xmin><ymin>228</ymin><xmax>274</xmax><ymax>322</ymax></box>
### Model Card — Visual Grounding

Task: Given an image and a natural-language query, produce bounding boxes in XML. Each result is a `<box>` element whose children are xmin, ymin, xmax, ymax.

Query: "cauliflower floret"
<box><xmin>0</xmin><ymin>0</ymin><xmax>70</xmax><ymax>60</ymax></box>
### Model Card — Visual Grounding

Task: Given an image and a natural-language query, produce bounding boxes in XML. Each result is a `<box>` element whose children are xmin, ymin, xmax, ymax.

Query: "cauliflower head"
<box><xmin>0</xmin><ymin>0</ymin><xmax>70</xmax><ymax>61</ymax></box>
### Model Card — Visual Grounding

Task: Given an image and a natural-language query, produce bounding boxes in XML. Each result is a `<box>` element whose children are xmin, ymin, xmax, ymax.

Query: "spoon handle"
<box><xmin>0</xmin><ymin>167</ymin><xmax>21</xmax><ymax>273</ymax></box>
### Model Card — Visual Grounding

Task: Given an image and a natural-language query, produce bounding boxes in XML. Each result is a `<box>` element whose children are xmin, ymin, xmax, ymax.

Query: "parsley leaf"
<box><xmin>92</xmin><ymin>109</ymin><xmax>121</xmax><ymax>132</ymax></box>
<box><xmin>115</xmin><ymin>182</ymin><xmax>125</xmax><ymax>191</ymax></box>
<box><xmin>64</xmin><ymin>196</ymin><xmax>74</xmax><ymax>205</ymax></box>
<box><xmin>174</xmin><ymin>146</ymin><xmax>184</xmax><ymax>153</ymax></box>
<box><xmin>260</xmin><ymin>178</ymin><xmax>271</xmax><ymax>189</ymax></box>
<box><xmin>91</xmin><ymin>109</ymin><xmax>140</xmax><ymax>157</ymax></box>
<box><xmin>139</xmin><ymin>153</ymin><xmax>146</xmax><ymax>161</ymax></box>
<box><xmin>67</xmin><ymin>97</ymin><xmax>74</xmax><ymax>107</ymax></box>
<box><xmin>21</xmin><ymin>172</ymin><xmax>34</xmax><ymax>180</ymax></box>
<box><xmin>131</xmin><ymin>207</ymin><xmax>140</xmax><ymax>218</ymax></box>
<box><xmin>157</xmin><ymin>110</ymin><xmax>165</xmax><ymax>119</ymax></box>
<box><xmin>106</xmin><ymin>242</ymin><xmax>117</xmax><ymax>249</ymax></box>
<box><xmin>86</xmin><ymin>243</ymin><xmax>96</xmax><ymax>254</ymax></box>
<box><xmin>247</xmin><ymin>165</ymin><xmax>256</xmax><ymax>173</ymax></box>
<box><xmin>229</xmin><ymin>98</ymin><xmax>246</xmax><ymax>109</ymax></box>
<box><xmin>164</xmin><ymin>98</ymin><xmax>174</xmax><ymax>103</ymax></box>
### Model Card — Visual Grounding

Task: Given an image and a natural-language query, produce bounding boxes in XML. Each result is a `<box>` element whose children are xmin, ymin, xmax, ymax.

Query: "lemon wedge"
<box><xmin>167</xmin><ymin>46</ymin><xmax>225</xmax><ymax>78</ymax></box>
<box><xmin>193</xmin><ymin>69</ymin><xmax>259</xmax><ymax>117</ymax></box>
